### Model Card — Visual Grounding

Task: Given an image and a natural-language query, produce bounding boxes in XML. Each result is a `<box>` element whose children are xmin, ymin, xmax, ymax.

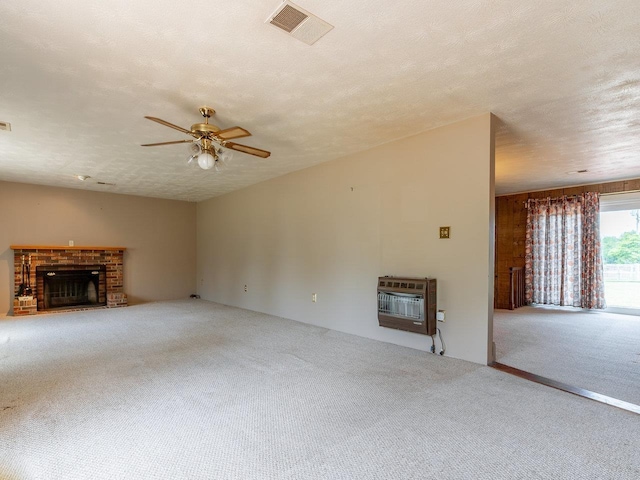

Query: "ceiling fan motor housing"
<box><xmin>191</xmin><ymin>123</ymin><xmax>220</xmax><ymax>136</ymax></box>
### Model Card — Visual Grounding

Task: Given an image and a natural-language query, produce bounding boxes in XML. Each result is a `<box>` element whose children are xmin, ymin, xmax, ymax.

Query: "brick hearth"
<box><xmin>11</xmin><ymin>245</ymin><xmax>127</xmax><ymax>315</ymax></box>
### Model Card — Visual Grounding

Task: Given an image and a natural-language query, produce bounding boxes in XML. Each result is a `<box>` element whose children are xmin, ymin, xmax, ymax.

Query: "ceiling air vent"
<box><xmin>266</xmin><ymin>1</ymin><xmax>334</xmax><ymax>45</ymax></box>
<box><xmin>271</xmin><ymin>3</ymin><xmax>308</xmax><ymax>32</ymax></box>
<box><xmin>0</xmin><ymin>121</ymin><xmax>11</xmax><ymax>131</ymax></box>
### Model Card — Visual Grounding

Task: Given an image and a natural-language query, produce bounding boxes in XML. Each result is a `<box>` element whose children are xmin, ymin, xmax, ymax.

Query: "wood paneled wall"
<box><xmin>494</xmin><ymin>178</ymin><xmax>640</xmax><ymax>309</ymax></box>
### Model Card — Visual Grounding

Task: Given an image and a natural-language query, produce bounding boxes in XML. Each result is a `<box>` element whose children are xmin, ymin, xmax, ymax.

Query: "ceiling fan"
<box><xmin>142</xmin><ymin>106</ymin><xmax>270</xmax><ymax>170</ymax></box>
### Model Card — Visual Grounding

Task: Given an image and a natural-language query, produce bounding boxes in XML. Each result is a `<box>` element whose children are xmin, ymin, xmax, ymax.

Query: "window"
<box><xmin>600</xmin><ymin>192</ymin><xmax>640</xmax><ymax>312</ymax></box>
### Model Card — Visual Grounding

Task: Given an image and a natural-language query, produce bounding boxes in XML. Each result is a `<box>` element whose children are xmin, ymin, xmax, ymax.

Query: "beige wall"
<box><xmin>0</xmin><ymin>181</ymin><xmax>197</xmax><ymax>314</ymax></box>
<box><xmin>197</xmin><ymin>114</ymin><xmax>496</xmax><ymax>365</ymax></box>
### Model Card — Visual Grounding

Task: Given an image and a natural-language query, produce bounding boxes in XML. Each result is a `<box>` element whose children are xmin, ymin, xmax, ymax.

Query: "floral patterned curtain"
<box><xmin>524</xmin><ymin>192</ymin><xmax>605</xmax><ymax>309</ymax></box>
<box><xmin>580</xmin><ymin>192</ymin><xmax>606</xmax><ymax>309</ymax></box>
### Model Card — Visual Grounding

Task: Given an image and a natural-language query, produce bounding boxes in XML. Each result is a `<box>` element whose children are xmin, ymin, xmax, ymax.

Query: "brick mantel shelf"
<box><xmin>10</xmin><ymin>245</ymin><xmax>126</xmax><ymax>251</ymax></box>
<box><xmin>11</xmin><ymin>245</ymin><xmax>127</xmax><ymax>315</ymax></box>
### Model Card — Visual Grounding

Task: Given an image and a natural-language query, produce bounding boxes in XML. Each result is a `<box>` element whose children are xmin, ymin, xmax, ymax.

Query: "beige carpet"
<box><xmin>1</xmin><ymin>300</ymin><xmax>638</xmax><ymax>479</ymax></box>
<box><xmin>494</xmin><ymin>306</ymin><xmax>640</xmax><ymax>405</ymax></box>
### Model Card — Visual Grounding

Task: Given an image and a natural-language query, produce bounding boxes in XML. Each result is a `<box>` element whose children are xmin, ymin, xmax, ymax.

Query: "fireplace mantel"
<box><xmin>11</xmin><ymin>245</ymin><xmax>127</xmax><ymax>315</ymax></box>
<box><xmin>11</xmin><ymin>245</ymin><xmax>126</xmax><ymax>251</ymax></box>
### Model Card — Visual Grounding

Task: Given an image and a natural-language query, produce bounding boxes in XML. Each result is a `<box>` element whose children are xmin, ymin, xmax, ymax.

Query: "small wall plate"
<box><xmin>439</xmin><ymin>226</ymin><xmax>450</xmax><ymax>239</ymax></box>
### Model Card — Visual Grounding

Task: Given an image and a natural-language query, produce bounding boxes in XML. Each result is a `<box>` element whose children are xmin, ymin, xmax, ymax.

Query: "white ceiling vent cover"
<box><xmin>266</xmin><ymin>1</ymin><xmax>333</xmax><ymax>45</ymax></box>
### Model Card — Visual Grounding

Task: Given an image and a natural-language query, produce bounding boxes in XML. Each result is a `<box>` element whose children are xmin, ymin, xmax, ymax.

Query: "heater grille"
<box><xmin>378</xmin><ymin>293</ymin><xmax>424</xmax><ymax>320</ymax></box>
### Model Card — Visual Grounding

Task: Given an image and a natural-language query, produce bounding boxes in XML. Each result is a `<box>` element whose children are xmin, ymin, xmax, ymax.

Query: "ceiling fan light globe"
<box><xmin>214</xmin><ymin>159</ymin><xmax>226</xmax><ymax>172</ymax></box>
<box><xmin>197</xmin><ymin>152</ymin><xmax>215</xmax><ymax>170</ymax></box>
<box><xmin>218</xmin><ymin>148</ymin><xmax>234</xmax><ymax>163</ymax></box>
<box><xmin>188</xmin><ymin>142</ymin><xmax>201</xmax><ymax>155</ymax></box>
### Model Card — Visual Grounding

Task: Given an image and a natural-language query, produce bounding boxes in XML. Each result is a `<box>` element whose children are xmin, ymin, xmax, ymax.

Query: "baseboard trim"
<box><xmin>492</xmin><ymin>362</ymin><xmax>640</xmax><ymax>415</ymax></box>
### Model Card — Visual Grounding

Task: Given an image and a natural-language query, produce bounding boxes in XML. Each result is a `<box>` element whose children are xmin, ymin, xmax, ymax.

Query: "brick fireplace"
<box><xmin>11</xmin><ymin>245</ymin><xmax>127</xmax><ymax>315</ymax></box>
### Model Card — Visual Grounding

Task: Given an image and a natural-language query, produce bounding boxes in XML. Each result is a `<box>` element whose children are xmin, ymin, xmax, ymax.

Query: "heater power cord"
<box><xmin>437</xmin><ymin>328</ymin><xmax>446</xmax><ymax>355</ymax></box>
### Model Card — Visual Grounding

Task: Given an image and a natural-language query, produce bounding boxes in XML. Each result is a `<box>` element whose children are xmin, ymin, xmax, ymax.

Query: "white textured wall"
<box><xmin>0</xmin><ymin>182</ymin><xmax>197</xmax><ymax>314</ymax></box>
<box><xmin>197</xmin><ymin>114</ymin><xmax>495</xmax><ymax>364</ymax></box>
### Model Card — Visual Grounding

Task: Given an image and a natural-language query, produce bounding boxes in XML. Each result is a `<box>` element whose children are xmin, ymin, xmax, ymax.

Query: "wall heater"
<box><xmin>377</xmin><ymin>276</ymin><xmax>437</xmax><ymax>336</ymax></box>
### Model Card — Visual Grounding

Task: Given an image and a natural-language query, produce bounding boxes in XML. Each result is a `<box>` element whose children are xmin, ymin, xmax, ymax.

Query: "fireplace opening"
<box><xmin>36</xmin><ymin>265</ymin><xmax>107</xmax><ymax>311</ymax></box>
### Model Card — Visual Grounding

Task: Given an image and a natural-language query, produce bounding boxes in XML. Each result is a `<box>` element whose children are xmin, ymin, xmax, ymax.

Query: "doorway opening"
<box><xmin>493</xmin><ymin>190</ymin><xmax>640</xmax><ymax>414</ymax></box>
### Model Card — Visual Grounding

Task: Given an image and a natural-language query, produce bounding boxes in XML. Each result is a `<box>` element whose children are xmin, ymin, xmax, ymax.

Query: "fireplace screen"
<box><xmin>36</xmin><ymin>265</ymin><xmax>106</xmax><ymax>310</ymax></box>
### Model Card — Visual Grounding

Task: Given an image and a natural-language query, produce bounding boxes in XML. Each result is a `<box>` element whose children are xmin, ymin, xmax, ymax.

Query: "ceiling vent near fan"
<box><xmin>266</xmin><ymin>1</ymin><xmax>334</xmax><ymax>45</ymax></box>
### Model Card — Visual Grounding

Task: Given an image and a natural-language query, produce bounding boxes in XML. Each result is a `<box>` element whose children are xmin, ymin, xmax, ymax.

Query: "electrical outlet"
<box><xmin>244</xmin><ymin>284</ymin><xmax>248</xmax><ymax>292</ymax></box>
<box><xmin>439</xmin><ymin>226</ymin><xmax>450</xmax><ymax>239</ymax></box>
<box><xmin>436</xmin><ymin>310</ymin><xmax>446</xmax><ymax>322</ymax></box>
<box><xmin>312</xmin><ymin>293</ymin><xmax>317</xmax><ymax>302</ymax></box>
<box><xmin>69</xmin><ymin>240</ymin><xmax>74</xmax><ymax>246</ymax></box>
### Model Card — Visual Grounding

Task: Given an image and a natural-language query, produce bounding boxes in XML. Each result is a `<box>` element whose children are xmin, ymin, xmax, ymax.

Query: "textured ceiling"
<box><xmin>1</xmin><ymin>1</ymin><xmax>640</xmax><ymax>201</ymax></box>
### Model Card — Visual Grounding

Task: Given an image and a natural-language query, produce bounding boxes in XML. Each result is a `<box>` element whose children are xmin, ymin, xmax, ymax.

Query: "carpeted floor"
<box><xmin>494</xmin><ymin>306</ymin><xmax>640</xmax><ymax>405</ymax></box>
<box><xmin>1</xmin><ymin>300</ymin><xmax>638</xmax><ymax>479</ymax></box>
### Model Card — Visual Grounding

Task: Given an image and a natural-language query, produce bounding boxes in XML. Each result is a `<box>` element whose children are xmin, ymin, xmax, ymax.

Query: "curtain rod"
<box><xmin>521</xmin><ymin>190</ymin><xmax>640</xmax><ymax>204</ymax></box>
<box><xmin>521</xmin><ymin>193</ymin><xmax>594</xmax><ymax>205</ymax></box>
<box><xmin>523</xmin><ymin>194</ymin><xmax>581</xmax><ymax>203</ymax></box>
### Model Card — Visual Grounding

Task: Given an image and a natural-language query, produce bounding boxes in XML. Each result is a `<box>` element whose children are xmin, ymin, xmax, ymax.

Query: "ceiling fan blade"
<box><xmin>141</xmin><ymin>139</ymin><xmax>194</xmax><ymax>147</ymax></box>
<box><xmin>225</xmin><ymin>142</ymin><xmax>271</xmax><ymax>158</ymax></box>
<box><xmin>216</xmin><ymin>126</ymin><xmax>251</xmax><ymax>140</ymax></box>
<box><xmin>144</xmin><ymin>116</ymin><xmax>192</xmax><ymax>135</ymax></box>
